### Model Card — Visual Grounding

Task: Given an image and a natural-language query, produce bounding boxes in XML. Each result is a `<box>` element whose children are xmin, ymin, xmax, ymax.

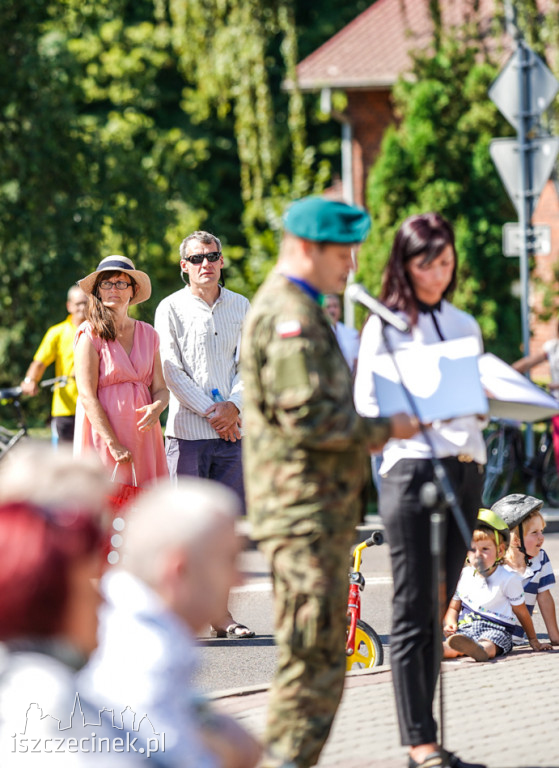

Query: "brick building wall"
<box><xmin>346</xmin><ymin>89</ymin><xmax>393</xmax><ymax>207</ymax></box>
<box><xmin>530</xmin><ymin>180</ymin><xmax>559</xmax><ymax>383</ymax></box>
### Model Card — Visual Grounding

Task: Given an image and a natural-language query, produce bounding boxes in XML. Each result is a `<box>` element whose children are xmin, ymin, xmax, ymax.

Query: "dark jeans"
<box><xmin>51</xmin><ymin>415</ymin><xmax>75</xmax><ymax>443</ymax></box>
<box><xmin>379</xmin><ymin>456</ymin><xmax>483</xmax><ymax>746</ymax></box>
<box><xmin>165</xmin><ymin>436</ymin><xmax>246</xmax><ymax>513</ymax></box>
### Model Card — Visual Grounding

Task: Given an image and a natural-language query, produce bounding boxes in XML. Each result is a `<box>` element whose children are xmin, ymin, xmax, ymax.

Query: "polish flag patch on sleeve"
<box><xmin>276</xmin><ymin>320</ymin><xmax>302</xmax><ymax>338</ymax></box>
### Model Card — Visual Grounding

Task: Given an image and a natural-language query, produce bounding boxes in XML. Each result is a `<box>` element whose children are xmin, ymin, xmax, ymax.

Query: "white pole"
<box><xmin>341</xmin><ymin>120</ymin><xmax>356</xmax><ymax>328</ymax></box>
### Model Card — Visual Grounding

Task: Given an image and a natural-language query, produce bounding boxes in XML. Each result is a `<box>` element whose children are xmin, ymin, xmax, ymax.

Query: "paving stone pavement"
<box><xmin>212</xmin><ymin>647</ymin><xmax>559</xmax><ymax>768</ymax></box>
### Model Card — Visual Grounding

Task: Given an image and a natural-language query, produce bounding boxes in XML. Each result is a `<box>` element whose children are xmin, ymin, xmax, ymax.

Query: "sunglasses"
<box><xmin>184</xmin><ymin>251</ymin><xmax>221</xmax><ymax>265</ymax></box>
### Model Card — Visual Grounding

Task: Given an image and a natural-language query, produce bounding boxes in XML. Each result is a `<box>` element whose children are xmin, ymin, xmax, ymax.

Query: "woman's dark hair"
<box><xmin>380</xmin><ymin>212</ymin><xmax>457</xmax><ymax>326</ymax></box>
<box><xmin>86</xmin><ymin>270</ymin><xmax>137</xmax><ymax>341</ymax></box>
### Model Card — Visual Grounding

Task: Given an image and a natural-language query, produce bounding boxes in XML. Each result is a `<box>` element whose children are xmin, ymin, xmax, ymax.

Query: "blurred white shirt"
<box><xmin>79</xmin><ymin>570</ymin><xmax>218</xmax><ymax>768</ymax></box>
<box><xmin>332</xmin><ymin>321</ymin><xmax>360</xmax><ymax>371</ymax></box>
<box><xmin>0</xmin><ymin>639</ymin><xmax>146</xmax><ymax>766</ymax></box>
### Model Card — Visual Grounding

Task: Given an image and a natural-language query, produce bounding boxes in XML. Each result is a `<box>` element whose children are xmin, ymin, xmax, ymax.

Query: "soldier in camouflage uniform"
<box><xmin>241</xmin><ymin>196</ymin><xmax>418</xmax><ymax>768</ymax></box>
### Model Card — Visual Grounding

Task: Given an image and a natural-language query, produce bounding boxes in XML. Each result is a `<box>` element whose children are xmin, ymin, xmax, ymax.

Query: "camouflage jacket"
<box><xmin>241</xmin><ymin>272</ymin><xmax>391</xmax><ymax>541</ymax></box>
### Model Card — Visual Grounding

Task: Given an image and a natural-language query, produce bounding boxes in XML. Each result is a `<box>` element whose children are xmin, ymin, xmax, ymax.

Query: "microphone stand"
<box><xmin>377</xmin><ymin>319</ymin><xmax>475</xmax><ymax>759</ymax></box>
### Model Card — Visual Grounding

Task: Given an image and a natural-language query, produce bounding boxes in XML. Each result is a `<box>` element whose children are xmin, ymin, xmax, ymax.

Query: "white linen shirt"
<box><xmin>78</xmin><ymin>570</ymin><xmax>218</xmax><ymax>768</ymax></box>
<box><xmin>155</xmin><ymin>285</ymin><xmax>250</xmax><ymax>440</ymax></box>
<box><xmin>354</xmin><ymin>301</ymin><xmax>487</xmax><ymax>474</ymax></box>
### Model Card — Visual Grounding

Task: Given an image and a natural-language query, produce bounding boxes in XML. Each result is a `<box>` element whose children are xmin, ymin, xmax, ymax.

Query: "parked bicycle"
<box><xmin>482</xmin><ymin>417</ymin><xmax>559</xmax><ymax>508</ymax></box>
<box><xmin>346</xmin><ymin>530</ymin><xmax>384</xmax><ymax>671</ymax></box>
<box><xmin>0</xmin><ymin>376</ymin><xmax>67</xmax><ymax>460</ymax></box>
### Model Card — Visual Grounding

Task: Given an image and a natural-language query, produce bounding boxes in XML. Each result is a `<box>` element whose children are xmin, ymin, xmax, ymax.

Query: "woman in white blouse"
<box><xmin>354</xmin><ymin>213</ymin><xmax>486</xmax><ymax>768</ymax></box>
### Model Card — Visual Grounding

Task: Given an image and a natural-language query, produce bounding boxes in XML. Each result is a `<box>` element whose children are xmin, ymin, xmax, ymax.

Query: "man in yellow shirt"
<box><xmin>20</xmin><ymin>286</ymin><xmax>87</xmax><ymax>443</ymax></box>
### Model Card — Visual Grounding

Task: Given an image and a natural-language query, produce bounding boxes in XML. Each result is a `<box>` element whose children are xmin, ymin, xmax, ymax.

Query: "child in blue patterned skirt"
<box><xmin>492</xmin><ymin>493</ymin><xmax>559</xmax><ymax>646</ymax></box>
<box><xmin>442</xmin><ymin>508</ymin><xmax>552</xmax><ymax>661</ymax></box>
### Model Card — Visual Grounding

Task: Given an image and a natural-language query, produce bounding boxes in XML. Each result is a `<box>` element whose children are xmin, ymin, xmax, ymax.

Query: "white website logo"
<box><xmin>11</xmin><ymin>693</ymin><xmax>164</xmax><ymax>758</ymax></box>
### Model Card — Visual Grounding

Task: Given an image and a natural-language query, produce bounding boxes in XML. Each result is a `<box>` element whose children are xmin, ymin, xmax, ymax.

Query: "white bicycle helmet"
<box><xmin>491</xmin><ymin>494</ymin><xmax>544</xmax><ymax>565</ymax></box>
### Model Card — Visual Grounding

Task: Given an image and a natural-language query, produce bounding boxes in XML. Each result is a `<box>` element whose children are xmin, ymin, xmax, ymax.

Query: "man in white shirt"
<box><xmin>154</xmin><ymin>231</ymin><xmax>253</xmax><ymax>638</ymax></box>
<box><xmin>79</xmin><ymin>478</ymin><xmax>262</xmax><ymax>768</ymax></box>
<box><xmin>323</xmin><ymin>293</ymin><xmax>360</xmax><ymax>374</ymax></box>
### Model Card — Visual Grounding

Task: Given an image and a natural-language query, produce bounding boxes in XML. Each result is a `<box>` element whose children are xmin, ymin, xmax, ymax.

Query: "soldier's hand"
<box><xmin>389</xmin><ymin>413</ymin><xmax>420</xmax><ymax>440</ymax></box>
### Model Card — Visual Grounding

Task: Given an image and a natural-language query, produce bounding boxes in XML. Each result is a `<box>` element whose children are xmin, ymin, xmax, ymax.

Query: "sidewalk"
<box><xmin>212</xmin><ymin>647</ymin><xmax>559</xmax><ymax>767</ymax></box>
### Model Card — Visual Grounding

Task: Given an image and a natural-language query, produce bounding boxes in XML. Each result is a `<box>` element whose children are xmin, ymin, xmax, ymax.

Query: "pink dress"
<box><xmin>74</xmin><ymin>320</ymin><xmax>168</xmax><ymax>487</ymax></box>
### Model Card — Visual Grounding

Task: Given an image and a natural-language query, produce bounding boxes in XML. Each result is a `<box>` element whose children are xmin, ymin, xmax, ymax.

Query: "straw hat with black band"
<box><xmin>78</xmin><ymin>256</ymin><xmax>151</xmax><ymax>306</ymax></box>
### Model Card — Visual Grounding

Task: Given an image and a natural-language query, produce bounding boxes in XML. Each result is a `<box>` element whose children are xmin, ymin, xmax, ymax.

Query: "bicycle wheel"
<box><xmin>482</xmin><ymin>428</ymin><xmax>516</xmax><ymax>507</ymax></box>
<box><xmin>0</xmin><ymin>428</ymin><xmax>26</xmax><ymax>462</ymax></box>
<box><xmin>542</xmin><ymin>443</ymin><xmax>559</xmax><ymax>507</ymax></box>
<box><xmin>346</xmin><ymin>618</ymin><xmax>383</xmax><ymax>671</ymax></box>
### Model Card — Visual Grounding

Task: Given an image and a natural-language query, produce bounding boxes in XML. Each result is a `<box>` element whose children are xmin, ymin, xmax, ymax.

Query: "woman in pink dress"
<box><xmin>73</xmin><ymin>255</ymin><xmax>168</xmax><ymax>487</ymax></box>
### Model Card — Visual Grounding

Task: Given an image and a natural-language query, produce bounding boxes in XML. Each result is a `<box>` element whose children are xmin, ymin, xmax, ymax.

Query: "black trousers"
<box><xmin>379</xmin><ymin>457</ymin><xmax>484</xmax><ymax>746</ymax></box>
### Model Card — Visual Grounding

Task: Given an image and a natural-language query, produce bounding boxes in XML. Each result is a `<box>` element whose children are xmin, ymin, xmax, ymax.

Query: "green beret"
<box><xmin>283</xmin><ymin>196</ymin><xmax>371</xmax><ymax>244</ymax></box>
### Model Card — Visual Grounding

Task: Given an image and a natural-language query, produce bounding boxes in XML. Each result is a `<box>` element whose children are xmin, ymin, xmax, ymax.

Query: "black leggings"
<box><xmin>379</xmin><ymin>457</ymin><xmax>484</xmax><ymax>746</ymax></box>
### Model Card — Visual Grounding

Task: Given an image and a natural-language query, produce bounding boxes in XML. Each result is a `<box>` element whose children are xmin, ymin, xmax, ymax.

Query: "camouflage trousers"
<box><xmin>259</xmin><ymin>529</ymin><xmax>354</xmax><ymax>768</ymax></box>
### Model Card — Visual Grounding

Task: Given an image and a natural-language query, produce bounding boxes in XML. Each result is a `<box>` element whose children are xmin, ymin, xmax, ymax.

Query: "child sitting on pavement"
<box><xmin>492</xmin><ymin>493</ymin><xmax>559</xmax><ymax>646</ymax></box>
<box><xmin>442</xmin><ymin>508</ymin><xmax>552</xmax><ymax>661</ymax></box>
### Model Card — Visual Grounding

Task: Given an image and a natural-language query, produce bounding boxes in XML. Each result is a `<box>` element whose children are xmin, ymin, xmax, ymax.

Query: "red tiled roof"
<box><xmin>296</xmin><ymin>0</ymin><xmax>502</xmax><ymax>90</ymax></box>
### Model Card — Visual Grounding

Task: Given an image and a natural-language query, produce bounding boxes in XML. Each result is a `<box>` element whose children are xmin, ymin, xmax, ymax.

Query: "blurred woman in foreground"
<box><xmin>0</xmin><ymin>445</ymin><xmax>149</xmax><ymax>766</ymax></box>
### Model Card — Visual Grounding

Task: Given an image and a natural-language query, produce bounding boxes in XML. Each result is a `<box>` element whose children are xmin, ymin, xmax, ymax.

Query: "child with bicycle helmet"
<box><xmin>442</xmin><ymin>509</ymin><xmax>552</xmax><ymax>661</ymax></box>
<box><xmin>493</xmin><ymin>493</ymin><xmax>559</xmax><ymax>645</ymax></box>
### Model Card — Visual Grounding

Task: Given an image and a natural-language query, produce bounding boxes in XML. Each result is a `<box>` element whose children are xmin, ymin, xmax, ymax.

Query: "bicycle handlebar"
<box><xmin>0</xmin><ymin>375</ymin><xmax>68</xmax><ymax>402</ymax></box>
<box><xmin>364</xmin><ymin>530</ymin><xmax>384</xmax><ymax>547</ymax></box>
<box><xmin>0</xmin><ymin>386</ymin><xmax>22</xmax><ymax>400</ymax></box>
<box><xmin>41</xmin><ymin>375</ymin><xmax>68</xmax><ymax>389</ymax></box>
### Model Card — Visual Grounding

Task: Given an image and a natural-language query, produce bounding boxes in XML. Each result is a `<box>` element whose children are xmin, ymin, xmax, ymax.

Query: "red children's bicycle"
<box><xmin>346</xmin><ymin>531</ymin><xmax>385</xmax><ymax>670</ymax></box>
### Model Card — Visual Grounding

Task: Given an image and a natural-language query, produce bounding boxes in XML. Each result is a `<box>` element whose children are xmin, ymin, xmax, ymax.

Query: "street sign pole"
<box><xmin>517</xmin><ymin>40</ymin><xmax>535</xmax><ymax>475</ymax></box>
<box><xmin>517</xmin><ymin>43</ymin><xmax>530</xmax><ymax>361</ymax></box>
<box><xmin>490</xmin><ymin>10</ymin><xmax>559</xmax><ymax>486</ymax></box>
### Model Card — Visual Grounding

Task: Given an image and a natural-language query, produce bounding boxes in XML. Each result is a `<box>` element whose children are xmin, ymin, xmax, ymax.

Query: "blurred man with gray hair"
<box><xmin>79</xmin><ymin>477</ymin><xmax>261</xmax><ymax>768</ymax></box>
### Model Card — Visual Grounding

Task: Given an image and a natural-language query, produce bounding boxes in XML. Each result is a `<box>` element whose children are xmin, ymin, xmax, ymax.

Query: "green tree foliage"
<box><xmin>0</xmin><ymin>0</ymin><xmax>98</xmax><ymax>379</ymax></box>
<box><xmin>358</xmin><ymin>32</ymin><xmax>523</xmax><ymax>361</ymax></box>
<box><xmin>0</xmin><ymin>0</ymin><xmax>355</xmax><ymax>399</ymax></box>
<box><xmin>164</xmin><ymin>0</ymin><xmax>333</xmax><ymax>293</ymax></box>
<box><xmin>0</xmin><ymin>0</ymin><xmax>204</xmax><ymax>391</ymax></box>
<box><xmin>5</xmin><ymin>0</ymin><xmax>557</xmax><ymax>406</ymax></box>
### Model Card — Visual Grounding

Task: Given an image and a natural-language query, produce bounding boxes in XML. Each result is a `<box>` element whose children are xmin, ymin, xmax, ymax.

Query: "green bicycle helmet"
<box><xmin>473</xmin><ymin>508</ymin><xmax>510</xmax><ymax>575</ymax></box>
<box><xmin>491</xmin><ymin>494</ymin><xmax>544</xmax><ymax>565</ymax></box>
<box><xmin>477</xmin><ymin>508</ymin><xmax>510</xmax><ymax>548</ymax></box>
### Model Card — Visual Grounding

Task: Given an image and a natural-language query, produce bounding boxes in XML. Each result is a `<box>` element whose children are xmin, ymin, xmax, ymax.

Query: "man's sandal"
<box><xmin>226</xmin><ymin>622</ymin><xmax>255</xmax><ymax>638</ymax></box>
<box><xmin>409</xmin><ymin>749</ymin><xmax>486</xmax><ymax>768</ymax></box>
<box><xmin>210</xmin><ymin>623</ymin><xmax>255</xmax><ymax>639</ymax></box>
